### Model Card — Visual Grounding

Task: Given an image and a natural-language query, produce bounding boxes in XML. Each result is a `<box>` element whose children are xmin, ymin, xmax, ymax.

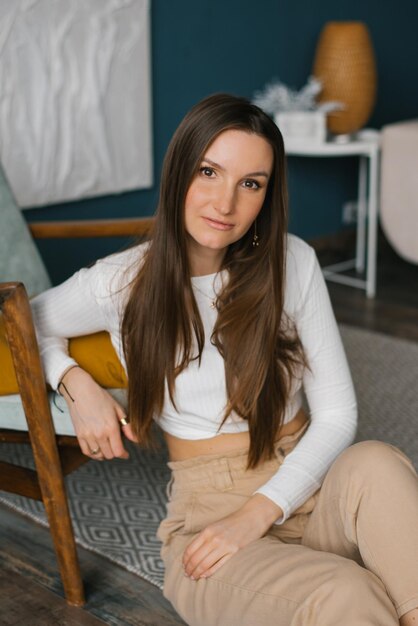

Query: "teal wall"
<box><xmin>25</xmin><ymin>0</ymin><xmax>418</xmax><ymax>283</ymax></box>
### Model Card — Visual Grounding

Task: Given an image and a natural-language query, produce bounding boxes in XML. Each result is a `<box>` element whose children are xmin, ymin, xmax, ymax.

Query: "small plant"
<box><xmin>253</xmin><ymin>76</ymin><xmax>344</xmax><ymax>114</ymax></box>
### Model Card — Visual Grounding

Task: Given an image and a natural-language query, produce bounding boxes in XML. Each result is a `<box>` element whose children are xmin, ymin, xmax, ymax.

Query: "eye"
<box><xmin>243</xmin><ymin>178</ymin><xmax>261</xmax><ymax>190</ymax></box>
<box><xmin>199</xmin><ymin>166</ymin><xmax>215</xmax><ymax>177</ymax></box>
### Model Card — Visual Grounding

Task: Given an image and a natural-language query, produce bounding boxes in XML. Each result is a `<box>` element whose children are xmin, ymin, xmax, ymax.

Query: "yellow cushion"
<box><xmin>0</xmin><ymin>316</ymin><xmax>127</xmax><ymax>395</ymax></box>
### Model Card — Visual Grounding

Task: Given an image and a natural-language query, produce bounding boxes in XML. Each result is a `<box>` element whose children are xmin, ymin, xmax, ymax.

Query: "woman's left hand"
<box><xmin>182</xmin><ymin>494</ymin><xmax>283</xmax><ymax>580</ymax></box>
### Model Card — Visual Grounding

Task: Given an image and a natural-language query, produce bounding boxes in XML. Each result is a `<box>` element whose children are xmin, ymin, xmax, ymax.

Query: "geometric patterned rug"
<box><xmin>342</xmin><ymin>325</ymin><xmax>418</xmax><ymax>467</ymax></box>
<box><xmin>1</xmin><ymin>324</ymin><xmax>417</xmax><ymax>590</ymax></box>
<box><xmin>0</xmin><ymin>431</ymin><xmax>171</xmax><ymax>590</ymax></box>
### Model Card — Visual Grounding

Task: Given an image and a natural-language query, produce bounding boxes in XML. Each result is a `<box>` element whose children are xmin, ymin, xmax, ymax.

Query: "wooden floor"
<box><xmin>1</xmin><ymin>230</ymin><xmax>417</xmax><ymax>626</ymax></box>
<box><xmin>0</xmin><ymin>504</ymin><xmax>186</xmax><ymax>626</ymax></box>
<box><xmin>317</xmin><ymin>229</ymin><xmax>418</xmax><ymax>342</ymax></box>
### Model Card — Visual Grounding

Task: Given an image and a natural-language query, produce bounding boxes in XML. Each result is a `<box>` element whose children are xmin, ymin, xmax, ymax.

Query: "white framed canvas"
<box><xmin>0</xmin><ymin>0</ymin><xmax>152</xmax><ymax>208</ymax></box>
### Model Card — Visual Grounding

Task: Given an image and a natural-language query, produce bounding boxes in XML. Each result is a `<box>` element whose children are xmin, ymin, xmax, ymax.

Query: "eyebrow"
<box><xmin>201</xmin><ymin>157</ymin><xmax>270</xmax><ymax>178</ymax></box>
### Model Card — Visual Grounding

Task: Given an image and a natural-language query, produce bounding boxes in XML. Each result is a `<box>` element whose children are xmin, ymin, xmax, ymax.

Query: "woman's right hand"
<box><xmin>59</xmin><ymin>366</ymin><xmax>138</xmax><ymax>461</ymax></box>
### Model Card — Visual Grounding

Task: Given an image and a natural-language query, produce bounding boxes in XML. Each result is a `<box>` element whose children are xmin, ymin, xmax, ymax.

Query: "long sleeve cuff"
<box><xmin>253</xmin><ymin>412</ymin><xmax>357</xmax><ymax>525</ymax></box>
<box><xmin>38</xmin><ymin>344</ymin><xmax>78</xmax><ymax>390</ymax></box>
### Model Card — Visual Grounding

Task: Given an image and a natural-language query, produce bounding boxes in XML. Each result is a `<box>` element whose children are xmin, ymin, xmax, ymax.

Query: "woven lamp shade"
<box><xmin>313</xmin><ymin>22</ymin><xmax>377</xmax><ymax>135</ymax></box>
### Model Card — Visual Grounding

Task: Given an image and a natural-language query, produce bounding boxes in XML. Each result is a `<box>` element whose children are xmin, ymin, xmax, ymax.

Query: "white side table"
<box><xmin>285</xmin><ymin>133</ymin><xmax>381</xmax><ymax>298</ymax></box>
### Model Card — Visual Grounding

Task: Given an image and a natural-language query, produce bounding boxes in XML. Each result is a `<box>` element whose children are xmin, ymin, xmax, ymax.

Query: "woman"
<box><xmin>32</xmin><ymin>94</ymin><xmax>418</xmax><ymax>625</ymax></box>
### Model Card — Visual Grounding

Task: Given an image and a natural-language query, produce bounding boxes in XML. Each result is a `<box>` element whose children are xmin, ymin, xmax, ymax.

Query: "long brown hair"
<box><xmin>122</xmin><ymin>93</ymin><xmax>306</xmax><ymax>468</ymax></box>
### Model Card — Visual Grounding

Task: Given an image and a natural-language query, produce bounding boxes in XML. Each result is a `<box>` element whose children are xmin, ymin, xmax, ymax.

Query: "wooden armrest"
<box><xmin>28</xmin><ymin>216</ymin><xmax>155</xmax><ymax>239</ymax></box>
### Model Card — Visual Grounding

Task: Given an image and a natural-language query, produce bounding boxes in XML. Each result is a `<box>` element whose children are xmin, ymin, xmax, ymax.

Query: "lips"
<box><xmin>203</xmin><ymin>217</ymin><xmax>234</xmax><ymax>231</ymax></box>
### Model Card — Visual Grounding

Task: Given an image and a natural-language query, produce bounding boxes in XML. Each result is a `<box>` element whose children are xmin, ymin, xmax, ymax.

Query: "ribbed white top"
<box><xmin>31</xmin><ymin>235</ymin><xmax>357</xmax><ymax>523</ymax></box>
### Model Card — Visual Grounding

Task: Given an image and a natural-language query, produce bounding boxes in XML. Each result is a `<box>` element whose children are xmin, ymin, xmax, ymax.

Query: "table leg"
<box><xmin>366</xmin><ymin>149</ymin><xmax>379</xmax><ymax>298</ymax></box>
<box><xmin>356</xmin><ymin>156</ymin><xmax>368</xmax><ymax>273</ymax></box>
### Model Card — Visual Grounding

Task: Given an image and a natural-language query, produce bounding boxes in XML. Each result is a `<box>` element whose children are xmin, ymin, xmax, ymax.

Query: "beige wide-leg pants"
<box><xmin>157</xmin><ymin>423</ymin><xmax>418</xmax><ymax>625</ymax></box>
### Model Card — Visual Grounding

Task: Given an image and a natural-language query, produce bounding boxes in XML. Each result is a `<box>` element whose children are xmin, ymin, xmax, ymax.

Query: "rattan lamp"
<box><xmin>313</xmin><ymin>21</ymin><xmax>377</xmax><ymax>137</ymax></box>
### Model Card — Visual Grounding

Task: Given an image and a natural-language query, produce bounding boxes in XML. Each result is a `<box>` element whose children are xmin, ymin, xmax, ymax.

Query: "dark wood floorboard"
<box><xmin>316</xmin><ymin>229</ymin><xmax>418</xmax><ymax>341</ymax></box>
<box><xmin>0</xmin><ymin>505</ymin><xmax>186</xmax><ymax>626</ymax></box>
<box><xmin>1</xmin><ymin>229</ymin><xmax>417</xmax><ymax>624</ymax></box>
<box><xmin>0</xmin><ymin>561</ymin><xmax>105</xmax><ymax>626</ymax></box>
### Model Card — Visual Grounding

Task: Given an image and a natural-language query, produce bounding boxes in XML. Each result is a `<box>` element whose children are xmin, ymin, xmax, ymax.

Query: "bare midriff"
<box><xmin>163</xmin><ymin>406</ymin><xmax>309</xmax><ymax>462</ymax></box>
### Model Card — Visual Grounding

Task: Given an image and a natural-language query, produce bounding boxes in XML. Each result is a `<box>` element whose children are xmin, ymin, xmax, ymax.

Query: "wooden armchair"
<box><xmin>0</xmin><ymin>216</ymin><xmax>154</xmax><ymax>606</ymax></box>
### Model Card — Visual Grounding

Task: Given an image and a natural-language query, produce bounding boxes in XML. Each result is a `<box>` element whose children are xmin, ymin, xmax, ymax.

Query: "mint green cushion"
<box><xmin>0</xmin><ymin>388</ymin><xmax>128</xmax><ymax>436</ymax></box>
<box><xmin>0</xmin><ymin>165</ymin><xmax>51</xmax><ymax>297</ymax></box>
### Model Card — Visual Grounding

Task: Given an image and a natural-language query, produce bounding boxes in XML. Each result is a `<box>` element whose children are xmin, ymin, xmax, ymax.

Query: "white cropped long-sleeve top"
<box><xmin>31</xmin><ymin>234</ymin><xmax>357</xmax><ymax>523</ymax></box>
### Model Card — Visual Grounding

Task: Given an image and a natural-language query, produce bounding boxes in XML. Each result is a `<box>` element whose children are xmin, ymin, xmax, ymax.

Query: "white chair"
<box><xmin>380</xmin><ymin>120</ymin><xmax>418</xmax><ymax>264</ymax></box>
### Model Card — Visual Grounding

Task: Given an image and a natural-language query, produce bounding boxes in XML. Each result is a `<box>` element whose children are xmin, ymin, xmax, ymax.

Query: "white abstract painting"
<box><xmin>0</xmin><ymin>0</ymin><xmax>152</xmax><ymax>208</ymax></box>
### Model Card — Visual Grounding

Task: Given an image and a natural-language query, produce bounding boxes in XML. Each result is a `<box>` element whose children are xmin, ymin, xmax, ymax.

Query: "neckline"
<box><xmin>191</xmin><ymin>271</ymin><xmax>219</xmax><ymax>283</ymax></box>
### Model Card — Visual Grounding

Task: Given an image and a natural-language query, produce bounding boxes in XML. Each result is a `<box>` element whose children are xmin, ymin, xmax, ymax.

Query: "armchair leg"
<box><xmin>38</xmin><ymin>457</ymin><xmax>85</xmax><ymax>606</ymax></box>
<box><xmin>1</xmin><ymin>282</ymin><xmax>85</xmax><ymax>605</ymax></box>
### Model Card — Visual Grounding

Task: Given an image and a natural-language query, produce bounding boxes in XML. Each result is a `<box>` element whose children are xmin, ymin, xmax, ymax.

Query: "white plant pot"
<box><xmin>274</xmin><ymin>111</ymin><xmax>326</xmax><ymax>146</ymax></box>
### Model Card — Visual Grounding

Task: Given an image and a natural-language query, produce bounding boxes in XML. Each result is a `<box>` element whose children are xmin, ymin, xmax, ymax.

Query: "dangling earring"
<box><xmin>252</xmin><ymin>220</ymin><xmax>259</xmax><ymax>247</ymax></box>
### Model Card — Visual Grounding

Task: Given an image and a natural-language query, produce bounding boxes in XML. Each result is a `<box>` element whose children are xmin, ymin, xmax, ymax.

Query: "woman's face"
<box><xmin>184</xmin><ymin>129</ymin><xmax>274</xmax><ymax>275</ymax></box>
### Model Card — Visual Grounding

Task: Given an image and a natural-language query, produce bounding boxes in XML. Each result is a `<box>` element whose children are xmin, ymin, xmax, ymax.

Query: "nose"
<box><xmin>213</xmin><ymin>182</ymin><xmax>236</xmax><ymax>216</ymax></box>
